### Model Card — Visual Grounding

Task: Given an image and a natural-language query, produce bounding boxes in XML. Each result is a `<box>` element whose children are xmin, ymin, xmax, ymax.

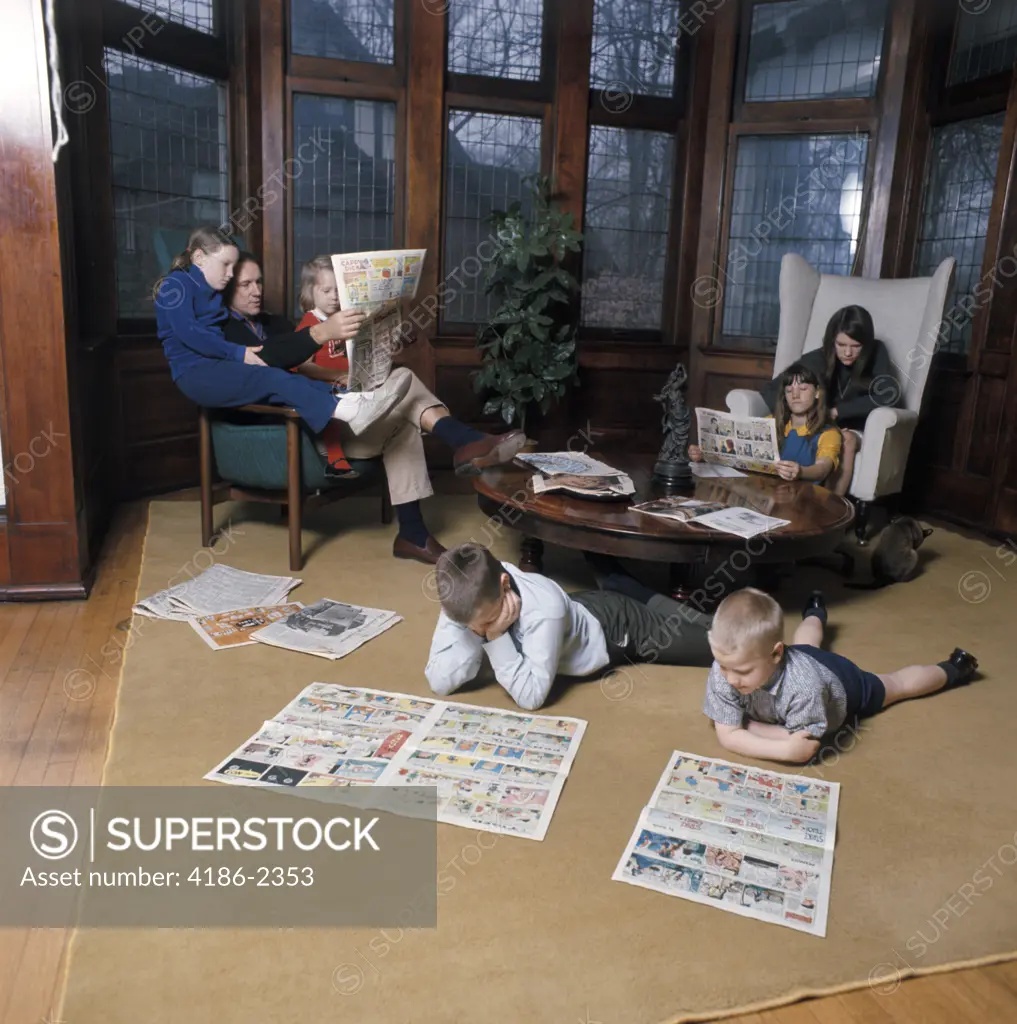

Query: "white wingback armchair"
<box><xmin>726</xmin><ymin>253</ymin><xmax>955</xmax><ymax>537</ymax></box>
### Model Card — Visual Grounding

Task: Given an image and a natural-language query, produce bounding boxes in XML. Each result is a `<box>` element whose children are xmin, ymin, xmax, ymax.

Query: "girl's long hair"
<box><xmin>821</xmin><ymin>305</ymin><xmax>877</xmax><ymax>390</ymax></box>
<box><xmin>154</xmin><ymin>225</ymin><xmax>236</xmax><ymax>297</ymax></box>
<box><xmin>774</xmin><ymin>361</ymin><xmax>828</xmax><ymax>438</ymax></box>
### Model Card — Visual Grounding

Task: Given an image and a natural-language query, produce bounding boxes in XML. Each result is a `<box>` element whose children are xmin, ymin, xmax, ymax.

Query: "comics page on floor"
<box><xmin>613</xmin><ymin>751</ymin><xmax>839</xmax><ymax>936</ymax></box>
<box><xmin>386</xmin><ymin>702</ymin><xmax>586</xmax><ymax>841</ymax></box>
<box><xmin>205</xmin><ymin>683</ymin><xmax>586</xmax><ymax>841</ymax></box>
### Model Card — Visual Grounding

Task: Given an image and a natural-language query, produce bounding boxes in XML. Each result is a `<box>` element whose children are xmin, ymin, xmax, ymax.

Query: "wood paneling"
<box><xmin>0</xmin><ymin>0</ymin><xmax>89</xmax><ymax>596</ymax></box>
<box><xmin>255</xmin><ymin>0</ymin><xmax>287</xmax><ymax>312</ymax></box>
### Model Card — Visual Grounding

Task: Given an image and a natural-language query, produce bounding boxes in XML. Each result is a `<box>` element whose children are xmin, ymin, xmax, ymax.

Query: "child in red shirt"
<box><xmin>296</xmin><ymin>256</ymin><xmax>353</xmax><ymax>476</ymax></box>
<box><xmin>297</xmin><ymin>256</ymin><xmax>349</xmax><ymax>377</ymax></box>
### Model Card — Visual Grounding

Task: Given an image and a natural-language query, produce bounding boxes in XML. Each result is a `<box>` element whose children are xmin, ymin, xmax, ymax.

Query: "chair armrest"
<box><xmin>236</xmin><ymin>403</ymin><xmax>302</xmax><ymax>419</ymax></box>
<box><xmin>850</xmin><ymin>406</ymin><xmax>919</xmax><ymax>502</ymax></box>
<box><xmin>725</xmin><ymin>389</ymin><xmax>769</xmax><ymax>418</ymax></box>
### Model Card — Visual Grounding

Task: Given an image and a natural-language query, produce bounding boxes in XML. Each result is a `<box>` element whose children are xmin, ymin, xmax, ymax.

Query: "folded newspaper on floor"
<box><xmin>613</xmin><ymin>750</ymin><xmax>839</xmax><ymax>936</ymax></box>
<box><xmin>332</xmin><ymin>248</ymin><xmax>427</xmax><ymax>392</ymax></box>
<box><xmin>250</xmin><ymin>599</ymin><xmax>401</xmax><ymax>660</ymax></box>
<box><xmin>188</xmin><ymin>603</ymin><xmax>303</xmax><ymax>651</ymax></box>
<box><xmin>516</xmin><ymin>451</ymin><xmax>622</xmax><ymax>477</ymax></box>
<box><xmin>696</xmin><ymin>408</ymin><xmax>781</xmax><ymax>476</ymax></box>
<box><xmin>206</xmin><ymin>682</ymin><xmax>586</xmax><ymax>840</ymax></box>
<box><xmin>531</xmin><ymin>473</ymin><xmax>635</xmax><ymax>499</ymax></box>
<box><xmin>133</xmin><ymin>564</ymin><xmax>302</xmax><ymax>621</ymax></box>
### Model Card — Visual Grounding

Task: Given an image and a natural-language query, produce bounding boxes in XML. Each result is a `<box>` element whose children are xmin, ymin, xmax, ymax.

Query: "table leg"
<box><xmin>669</xmin><ymin>563</ymin><xmax>702</xmax><ymax>603</ymax></box>
<box><xmin>519</xmin><ymin>536</ymin><xmax>544</xmax><ymax>573</ymax></box>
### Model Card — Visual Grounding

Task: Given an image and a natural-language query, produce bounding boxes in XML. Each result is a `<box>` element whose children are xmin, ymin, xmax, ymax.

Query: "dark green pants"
<box><xmin>572</xmin><ymin>590</ymin><xmax>714</xmax><ymax>668</ymax></box>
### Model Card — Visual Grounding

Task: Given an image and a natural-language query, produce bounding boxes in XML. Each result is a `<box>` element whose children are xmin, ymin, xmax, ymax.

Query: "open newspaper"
<box><xmin>250</xmin><ymin>599</ymin><xmax>401</xmax><ymax>660</ymax></box>
<box><xmin>696</xmin><ymin>408</ymin><xmax>781</xmax><ymax>476</ymax></box>
<box><xmin>133</xmin><ymin>564</ymin><xmax>301</xmax><ymax>621</ymax></box>
<box><xmin>515</xmin><ymin>451</ymin><xmax>622</xmax><ymax>477</ymax></box>
<box><xmin>206</xmin><ymin>683</ymin><xmax>587</xmax><ymax>841</ymax></box>
<box><xmin>188</xmin><ymin>603</ymin><xmax>303</xmax><ymax>651</ymax></box>
<box><xmin>631</xmin><ymin>497</ymin><xmax>789</xmax><ymax>538</ymax></box>
<box><xmin>613</xmin><ymin>750</ymin><xmax>839</xmax><ymax>936</ymax></box>
<box><xmin>332</xmin><ymin>249</ymin><xmax>426</xmax><ymax>392</ymax></box>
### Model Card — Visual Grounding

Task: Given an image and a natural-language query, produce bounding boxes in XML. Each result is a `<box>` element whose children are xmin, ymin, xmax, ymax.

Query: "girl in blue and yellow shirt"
<box><xmin>690</xmin><ymin>362</ymin><xmax>841</xmax><ymax>486</ymax></box>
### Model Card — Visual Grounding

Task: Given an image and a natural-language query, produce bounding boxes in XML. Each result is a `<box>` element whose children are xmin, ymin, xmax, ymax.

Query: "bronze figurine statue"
<box><xmin>652</xmin><ymin>363</ymin><xmax>693</xmax><ymax>485</ymax></box>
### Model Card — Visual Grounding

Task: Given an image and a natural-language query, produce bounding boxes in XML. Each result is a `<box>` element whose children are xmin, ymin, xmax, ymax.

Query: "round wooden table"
<box><xmin>474</xmin><ymin>454</ymin><xmax>854</xmax><ymax>595</ymax></box>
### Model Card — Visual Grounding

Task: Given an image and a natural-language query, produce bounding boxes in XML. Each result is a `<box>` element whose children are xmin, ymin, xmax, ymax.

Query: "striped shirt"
<box><xmin>702</xmin><ymin>646</ymin><xmax>848</xmax><ymax>738</ymax></box>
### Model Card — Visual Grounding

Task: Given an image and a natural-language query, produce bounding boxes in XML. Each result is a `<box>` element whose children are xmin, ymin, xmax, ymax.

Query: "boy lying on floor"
<box><xmin>425</xmin><ymin>543</ymin><xmax>713</xmax><ymax>711</ymax></box>
<box><xmin>702</xmin><ymin>587</ymin><xmax>978</xmax><ymax>764</ymax></box>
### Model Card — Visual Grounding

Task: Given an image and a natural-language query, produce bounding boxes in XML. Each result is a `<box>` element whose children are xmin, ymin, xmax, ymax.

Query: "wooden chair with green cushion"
<box><xmin>198</xmin><ymin>404</ymin><xmax>392</xmax><ymax>571</ymax></box>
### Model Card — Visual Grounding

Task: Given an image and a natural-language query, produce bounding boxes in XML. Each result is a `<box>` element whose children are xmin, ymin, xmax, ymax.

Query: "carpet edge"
<box><xmin>657</xmin><ymin>948</ymin><xmax>1017</xmax><ymax>1024</ymax></box>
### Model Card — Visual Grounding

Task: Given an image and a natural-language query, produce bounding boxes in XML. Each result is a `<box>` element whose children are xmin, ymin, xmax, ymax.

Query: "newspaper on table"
<box><xmin>631</xmin><ymin>497</ymin><xmax>729</xmax><ymax>523</ymax></box>
<box><xmin>133</xmin><ymin>564</ymin><xmax>301</xmax><ymax>621</ymax></box>
<box><xmin>206</xmin><ymin>683</ymin><xmax>586</xmax><ymax>841</ymax></box>
<box><xmin>692</xmin><ymin>462</ymin><xmax>746</xmax><ymax>479</ymax></box>
<box><xmin>693</xmin><ymin>507</ymin><xmax>790</xmax><ymax>539</ymax></box>
<box><xmin>613</xmin><ymin>750</ymin><xmax>839</xmax><ymax>936</ymax></box>
<box><xmin>531</xmin><ymin>473</ymin><xmax>635</xmax><ymax>499</ymax></box>
<box><xmin>515</xmin><ymin>451</ymin><xmax>622</xmax><ymax>477</ymax></box>
<box><xmin>188</xmin><ymin>603</ymin><xmax>303</xmax><ymax>651</ymax></box>
<box><xmin>331</xmin><ymin>249</ymin><xmax>427</xmax><ymax>392</ymax></box>
<box><xmin>696</xmin><ymin>408</ymin><xmax>781</xmax><ymax>476</ymax></box>
<box><xmin>250</xmin><ymin>599</ymin><xmax>401</xmax><ymax>660</ymax></box>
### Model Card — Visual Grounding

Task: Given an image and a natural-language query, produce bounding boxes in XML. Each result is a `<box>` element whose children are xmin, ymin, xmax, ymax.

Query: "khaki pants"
<box><xmin>338</xmin><ymin>367</ymin><xmax>443</xmax><ymax>505</ymax></box>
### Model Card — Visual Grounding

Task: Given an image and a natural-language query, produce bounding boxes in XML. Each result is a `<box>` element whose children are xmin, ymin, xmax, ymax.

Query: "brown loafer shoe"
<box><xmin>392</xmin><ymin>534</ymin><xmax>447</xmax><ymax>566</ymax></box>
<box><xmin>453</xmin><ymin>429</ymin><xmax>527</xmax><ymax>476</ymax></box>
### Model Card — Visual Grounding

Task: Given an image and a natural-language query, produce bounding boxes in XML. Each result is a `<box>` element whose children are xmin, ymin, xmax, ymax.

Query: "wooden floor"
<box><xmin>1</xmin><ymin>498</ymin><xmax>1015</xmax><ymax>1024</ymax></box>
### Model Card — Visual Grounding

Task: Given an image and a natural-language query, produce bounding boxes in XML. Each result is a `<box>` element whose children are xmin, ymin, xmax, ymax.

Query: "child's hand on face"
<box><xmin>774</xmin><ymin>460</ymin><xmax>801</xmax><ymax>481</ymax></box>
<box><xmin>688</xmin><ymin>445</ymin><xmax>704</xmax><ymax>462</ymax></box>
<box><xmin>485</xmin><ymin>588</ymin><xmax>521</xmax><ymax>641</ymax></box>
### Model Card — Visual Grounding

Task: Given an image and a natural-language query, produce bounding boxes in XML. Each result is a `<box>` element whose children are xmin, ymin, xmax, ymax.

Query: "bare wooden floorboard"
<box><xmin>0</xmin><ymin>498</ymin><xmax>1014</xmax><ymax>1024</ymax></box>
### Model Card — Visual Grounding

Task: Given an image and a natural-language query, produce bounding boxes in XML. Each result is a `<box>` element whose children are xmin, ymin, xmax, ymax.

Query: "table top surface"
<box><xmin>473</xmin><ymin>454</ymin><xmax>854</xmax><ymax>548</ymax></box>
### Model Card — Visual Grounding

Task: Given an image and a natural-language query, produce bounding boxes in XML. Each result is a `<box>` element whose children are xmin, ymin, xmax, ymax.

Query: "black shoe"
<box><xmin>943</xmin><ymin>647</ymin><xmax>978</xmax><ymax>688</ymax></box>
<box><xmin>802</xmin><ymin>590</ymin><xmax>827</xmax><ymax>625</ymax></box>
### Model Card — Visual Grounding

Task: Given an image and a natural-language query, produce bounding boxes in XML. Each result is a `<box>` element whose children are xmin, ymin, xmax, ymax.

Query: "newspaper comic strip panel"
<box><xmin>614</xmin><ymin>750</ymin><xmax>839</xmax><ymax>935</ymax></box>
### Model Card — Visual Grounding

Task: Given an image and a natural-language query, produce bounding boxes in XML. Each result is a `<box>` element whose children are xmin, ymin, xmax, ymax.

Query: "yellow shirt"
<box><xmin>782</xmin><ymin>421</ymin><xmax>842</xmax><ymax>471</ymax></box>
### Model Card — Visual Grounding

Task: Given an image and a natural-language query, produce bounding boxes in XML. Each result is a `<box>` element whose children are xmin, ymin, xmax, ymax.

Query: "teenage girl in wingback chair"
<box><xmin>760</xmin><ymin>305</ymin><xmax>901</xmax><ymax>496</ymax></box>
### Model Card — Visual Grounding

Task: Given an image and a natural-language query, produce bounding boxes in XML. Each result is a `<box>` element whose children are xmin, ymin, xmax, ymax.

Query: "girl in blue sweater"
<box><xmin>154</xmin><ymin>226</ymin><xmax>408</xmax><ymax>436</ymax></box>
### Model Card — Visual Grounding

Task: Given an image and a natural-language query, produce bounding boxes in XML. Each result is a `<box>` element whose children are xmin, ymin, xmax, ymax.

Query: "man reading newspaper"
<box><xmin>305</xmin><ymin>249</ymin><xmax>527</xmax><ymax>565</ymax></box>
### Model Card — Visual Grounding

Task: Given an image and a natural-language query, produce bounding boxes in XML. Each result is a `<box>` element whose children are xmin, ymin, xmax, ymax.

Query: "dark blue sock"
<box><xmin>430</xmin><ymin>415</ymin><xmax>485</xmax><ymax>451</ymax></box>
<box><xmin>395</xmin><ymin>500</ymin><xmax>430</xmax><ymax>547</ymax></box>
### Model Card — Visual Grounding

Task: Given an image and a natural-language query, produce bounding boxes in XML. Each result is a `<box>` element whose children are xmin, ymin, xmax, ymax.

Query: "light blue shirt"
<box><xmin>425</xmin><ymin>563</ymin><xmax>610</xmax><ymax>711</ymax></box>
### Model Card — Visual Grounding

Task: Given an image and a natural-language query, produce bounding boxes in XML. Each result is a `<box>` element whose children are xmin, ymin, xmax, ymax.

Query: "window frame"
<box><xmin>102</xmin><ymin>0</ymin><xmax>232</xmax><ymax>332</ymax></box>
<box><xmin>705</xmin><ymin>0</ymin><xmax>891</xmax><ymax>352</ymax></box>
<box><xmin>282</xmin><ymin>0</ymin><xmax>409</xmax><ymax>314</ymax></box>
<box><xmin>438</xmin><ymin>99</ymin><xmax>554</xmax><ymax>336</ymax></box>
<box><xmin>436</xmin><ymin>0</ymin><xmax>557</xmax><ymax>336</ymax></box>
<box><xmin>286</xmin><ymin>0</ymin><xmax>407</xmax><ymax>87</ymax></box>
<box><xmin>445</xmin><ymin>0</ymin><xmax>557</xmax><ymax>101</ymax></box>
<box><xmin>578</xmin><ymin>0</ymin><xmax>685</xmax><ymax>344</ymax></box>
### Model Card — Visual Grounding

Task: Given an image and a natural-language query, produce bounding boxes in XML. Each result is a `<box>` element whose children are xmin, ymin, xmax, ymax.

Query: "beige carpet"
<box><xmin>60</xmin><ymin>498</ymin><xmax>1017</xmax><ymax>1023</ymax></box>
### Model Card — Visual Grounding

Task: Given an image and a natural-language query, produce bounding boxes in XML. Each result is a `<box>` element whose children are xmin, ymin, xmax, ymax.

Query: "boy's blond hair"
<box><xmin>298</xmin><ymin>255</ymin><xmax>335</xmax><ymax>312</ymax></box>
<box><xmin>708</xmin><ymin>588</ymin><xmax>783</xmax><ymax>657</ymax></box>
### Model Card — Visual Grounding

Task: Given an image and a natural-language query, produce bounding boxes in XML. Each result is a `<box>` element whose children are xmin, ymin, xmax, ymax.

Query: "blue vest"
<box><xmin>780</xmin><ymin>428</ymin><xmax>821</xmax><ymax>467</ymax></box>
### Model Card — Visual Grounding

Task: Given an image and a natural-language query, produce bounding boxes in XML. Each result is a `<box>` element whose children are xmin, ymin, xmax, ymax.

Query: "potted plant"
<box><xmin>473</xmin><ymin>174</ymin><xmax>583</xmax><ymax>434</ymax></box>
